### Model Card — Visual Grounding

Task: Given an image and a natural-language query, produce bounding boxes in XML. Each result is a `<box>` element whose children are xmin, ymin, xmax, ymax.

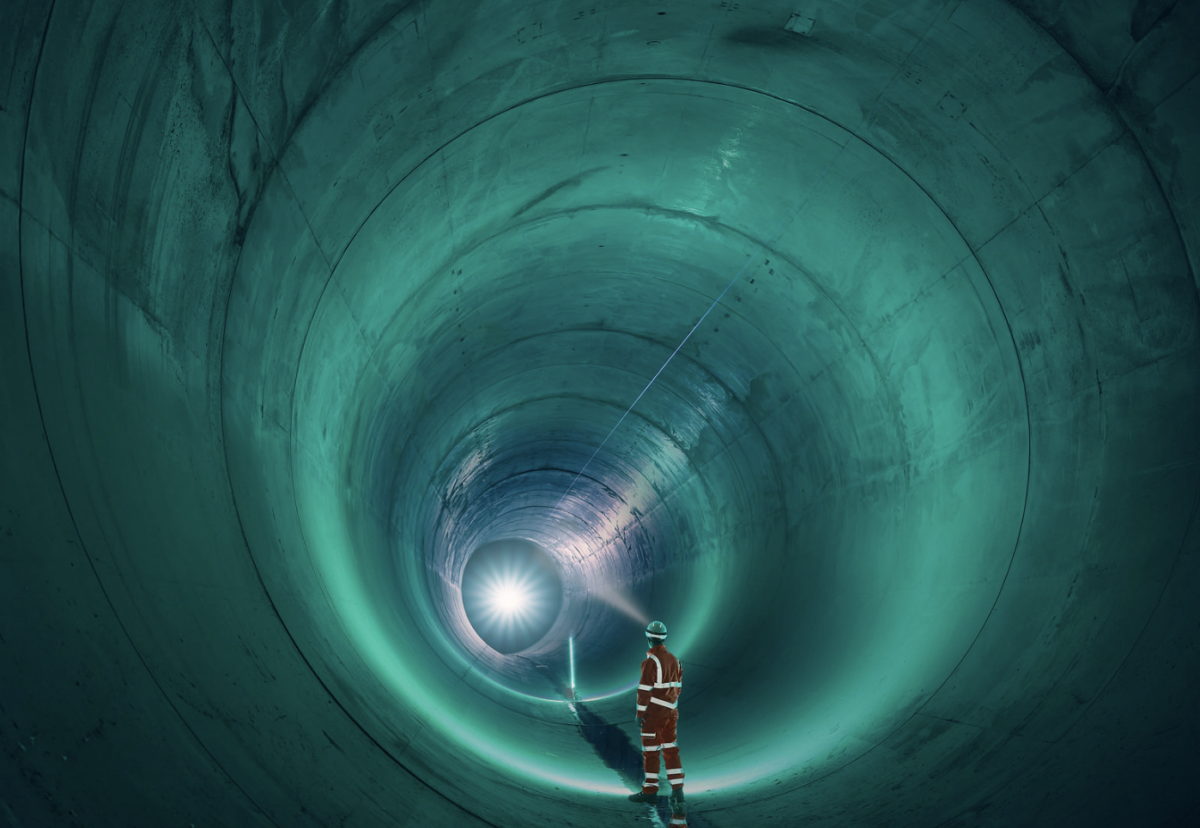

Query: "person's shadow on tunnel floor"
<box><xmin>535</xmin><ymin>663</ymin><xmax>701</xmax><ymax>825</ymax></box>
<box><xmin>573</xmin><ymin>700</ymin><xmax>703</xmax><ymax>827</ymax></box>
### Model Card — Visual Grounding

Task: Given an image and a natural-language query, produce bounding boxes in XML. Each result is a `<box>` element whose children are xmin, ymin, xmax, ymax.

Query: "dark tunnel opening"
<box><xmin>2</xmin><ymin>1</ymin><xmax>1199</xmax><ymax>827</ymax></box>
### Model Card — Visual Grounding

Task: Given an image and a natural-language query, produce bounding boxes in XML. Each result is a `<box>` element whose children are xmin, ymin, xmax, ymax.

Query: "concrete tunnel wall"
<box><xmin>1</xmin><ymin>1</ymin><xmax>1197</xmax><ymax>826</ymax></box>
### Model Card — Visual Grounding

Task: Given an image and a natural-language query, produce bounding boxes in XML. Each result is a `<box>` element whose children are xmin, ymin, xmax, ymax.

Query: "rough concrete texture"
<box><xmin>1</xmin><ymin>1</ymin><xmax>1197</xmax><ymax>826</ymax></box>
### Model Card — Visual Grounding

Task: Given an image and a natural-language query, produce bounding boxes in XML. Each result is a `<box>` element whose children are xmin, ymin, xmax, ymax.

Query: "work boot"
<box><xmin>669</xmin><ymin>788</ymin><xmax>686</xmax><ymax>812</ymax></box>
<box><xmin>627</xmin><ymin>789</ymin><xmax>659</xmax><ymax>803</ymax></box>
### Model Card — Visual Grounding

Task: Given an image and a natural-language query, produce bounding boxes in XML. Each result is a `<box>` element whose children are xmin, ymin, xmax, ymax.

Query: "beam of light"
<box><xmin>592</xmin><ymin>586</ymin><xmax>648</xmax><ymax>624</ymax></box>
<box><xmin>569</xmin><ymin>636</ymin><xmax>575</xmax><ymax>689</ymax></box>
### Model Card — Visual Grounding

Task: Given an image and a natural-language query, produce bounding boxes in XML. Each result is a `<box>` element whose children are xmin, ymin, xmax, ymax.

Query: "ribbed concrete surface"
<box><xmin>2</xmin><ymin>1</ymin><xmax>1197</xmax><ymax>826</ymax></box>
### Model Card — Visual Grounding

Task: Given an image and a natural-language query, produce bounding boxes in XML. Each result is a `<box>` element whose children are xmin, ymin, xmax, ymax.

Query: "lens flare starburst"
<box><xmin>478</xmin><ymin>568</ymin><xmax>543</xmax><ymax>628</ymax></box>
<box><xmin>461</xmin><ymin>540</ymin><xmax>564</xmax><ymax>653</ymax></box>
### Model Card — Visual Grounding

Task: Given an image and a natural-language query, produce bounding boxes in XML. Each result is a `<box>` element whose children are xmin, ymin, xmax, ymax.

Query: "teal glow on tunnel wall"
<box><xmin>2</xmin><ymin>1</ymin><xmax>1199</xmax><ymax>827</ymax></box>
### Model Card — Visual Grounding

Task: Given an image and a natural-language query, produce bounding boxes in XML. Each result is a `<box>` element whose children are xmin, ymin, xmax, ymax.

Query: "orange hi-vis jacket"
<box><xmin>636</xmin><ymin>644</ymin><xmax>682</xmax><ymax>717</ymax></box>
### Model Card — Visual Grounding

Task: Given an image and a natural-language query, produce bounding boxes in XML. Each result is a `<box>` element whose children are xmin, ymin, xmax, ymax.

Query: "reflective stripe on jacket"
<box><xmin>636</xmin><ymin>644</ymin><xmax>682</xmax><ymax>716</ymax></box>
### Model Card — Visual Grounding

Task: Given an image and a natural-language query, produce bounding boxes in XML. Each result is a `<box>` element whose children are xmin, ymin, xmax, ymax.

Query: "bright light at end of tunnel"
<box><xmin>487</xmin><ymin>578</ymin><xmax>532</xmax><ymax>617</ymax></box>
<box><xmin>461</xmin><ymin>540</ymin><xmax>564</xmax><ymax>654</ymax></box>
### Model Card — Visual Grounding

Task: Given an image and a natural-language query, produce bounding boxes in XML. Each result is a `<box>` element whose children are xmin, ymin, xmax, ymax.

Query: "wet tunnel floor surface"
<box><xmin>570</xmin><ymin>699</ymin><xmax>709</xmax><ymax>827</ymax></box>
<box><xmin>534</xmin><ymin>662</ymin><xmax>708</xmax><ymax>826</ymax></box>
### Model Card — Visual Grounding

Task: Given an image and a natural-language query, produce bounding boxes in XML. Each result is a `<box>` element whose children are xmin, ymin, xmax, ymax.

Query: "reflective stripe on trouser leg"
<box><xmin>658</xmin><ymin>715</ymin><xmax>684</xmax><ymax>789</ymax></box>
<box><xmin>640</xmin><ymin>731</ymin><xmax>660</xmax><ymax>793</ymax></box>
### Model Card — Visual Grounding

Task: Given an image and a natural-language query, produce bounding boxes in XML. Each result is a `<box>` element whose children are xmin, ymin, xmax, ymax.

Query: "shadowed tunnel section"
<box><xmin>1</xmin><ymin>1</ymin><xmax>1198</xmax><ymax>826</ymax></box>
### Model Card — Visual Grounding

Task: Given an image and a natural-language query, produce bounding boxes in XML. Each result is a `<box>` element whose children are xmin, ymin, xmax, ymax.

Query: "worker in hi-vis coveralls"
<box><xmin>628</xmin><ymin>620</ymin><xmax>686</xmax><ymax>825</ymax></box>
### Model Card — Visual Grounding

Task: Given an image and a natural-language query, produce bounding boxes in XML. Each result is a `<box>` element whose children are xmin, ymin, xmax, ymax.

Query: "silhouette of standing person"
<box><xmin>628</xmin><ymin>621</ymin><xmax>686</xmax><ymax>826</ymax></box>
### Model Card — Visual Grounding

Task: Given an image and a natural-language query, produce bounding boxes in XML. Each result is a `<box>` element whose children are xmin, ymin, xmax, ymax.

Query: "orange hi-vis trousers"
<box><xmin>640</xmin><ymin>710</ymin><xmax>686</xmax><ymax>825</ymax></box>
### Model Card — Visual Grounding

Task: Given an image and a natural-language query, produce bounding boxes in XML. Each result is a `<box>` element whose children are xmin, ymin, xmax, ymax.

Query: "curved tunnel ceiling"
<box><xmin>2</xmin><ymin>1</ymin><xmax>1198</xmax><ymax>827</ymax></box>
